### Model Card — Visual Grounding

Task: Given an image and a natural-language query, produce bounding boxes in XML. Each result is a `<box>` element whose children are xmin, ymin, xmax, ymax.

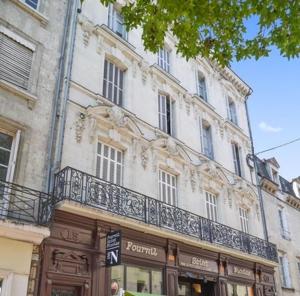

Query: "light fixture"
<box><xmin>192</xmin><ymin>283</ymin><xmax>202</xmax><ymax>294</ymax></box>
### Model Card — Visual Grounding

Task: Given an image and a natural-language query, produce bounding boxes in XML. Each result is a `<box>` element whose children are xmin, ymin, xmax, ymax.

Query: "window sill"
<box><xmin>10</xmin><ymin>0</ymin><xmax>49</xmax><ymax>26</ymax></box>
<box><xmin>151</xmin><ymin>64</ymin><xmax>181</xmax><ymax>85</ymax></box>
<box><xmin>192</xmin><ymin>94</ymin><xmax>215</xmax><ymax>111</ymax></box>
<box><xmin>0</xmin><ymin>79</ymin><xmax>38</xmax><ymax>109</ymax></box>
<box><xmin>282</xmin><ymin>287</ymin><xmax>295</xmax><ymax>292</ymax></box>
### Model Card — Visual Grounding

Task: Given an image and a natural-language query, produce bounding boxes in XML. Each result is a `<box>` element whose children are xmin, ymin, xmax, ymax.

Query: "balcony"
<box><xmin>53</xmin><ymin>167</ymin><xmax>278</xmax><ymax>263</ymax></box>
<box><xmin>0</xmin><ymin>180</ymin><xmax>52</xmax><ymax>226</ymax></box>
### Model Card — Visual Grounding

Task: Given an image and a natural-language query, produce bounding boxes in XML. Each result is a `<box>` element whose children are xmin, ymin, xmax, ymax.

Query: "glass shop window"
<box><xmin>110</xmin><ymin>265</ymin><xmax>163</xmax><ymax>295</ymax></box>
<box><xmin>227</xmin><ymin>283</ymin><xmax>254</xmax><ymax>296</ymax></box>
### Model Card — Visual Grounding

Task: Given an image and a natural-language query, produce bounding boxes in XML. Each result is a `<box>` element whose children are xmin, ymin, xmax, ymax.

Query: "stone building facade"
<box><xmin>37</xmin><ymin>0</ymin><xmax>278</xmax><ymax>295</ymax></box>
<box><xmin>0</xmin><ymin>0</ymin><xmax>71</xmax><ymax>295</ymax></box>
<box><xmin>255</xmin><ymin>157</ymin><xmax>300</xmax><ymax>296</ymax></box>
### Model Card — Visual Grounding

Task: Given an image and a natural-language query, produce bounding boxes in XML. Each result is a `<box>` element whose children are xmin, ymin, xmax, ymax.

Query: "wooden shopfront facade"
<box><xmin>38</xmin><ymin>209</ymin><xmax>277</xmax><ymax>296</ymax></box>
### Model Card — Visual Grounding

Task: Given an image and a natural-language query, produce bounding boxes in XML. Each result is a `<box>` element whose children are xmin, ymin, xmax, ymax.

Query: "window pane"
<box><xmin>102</xmin><ymin>158</ymin><xmax>108</xmax><ymax>181</ymax></box>
<box><xmin>126</xmin><ymin>266</ymin><xmax>150</xmax><ymax>293</ymax></box>
<box><xmin>0</xmin><ymin>150</ymin><xmax>10</xmax><ymax>166</ymax></box>
<box><xmin>111</xmin><ymin>265</ymin><xmax>124</xmax><ymax>296</ymax></box>
<box><xmin>0</xmin><ymin>133</ymin><xmax>13</xmax><ymax>149</ymax></box>
<box><xmin>152</xmin><ymin>270</ymin><xmax>163</xmax><ymax>294</ymax></box>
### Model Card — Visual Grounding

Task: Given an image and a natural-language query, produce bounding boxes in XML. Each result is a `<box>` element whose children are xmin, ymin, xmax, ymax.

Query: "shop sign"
<box><xmin>179</xmin><ymin>253</ymin><xmax>218</xmax><ymax>273</ymax></box>
<box><xmin>122</xmin><ymin>239</ymin><xmax>166</xmax><ymax>262</ymax></box>
<box><xmin>106</xmin><ymin>231</ymin><xmax>122</xmax><ymax>267</ymax></box>
<box><xmin>228</xmin><ymin>265</ymin><xmax>254</xmax><ymax>280</ymax></box>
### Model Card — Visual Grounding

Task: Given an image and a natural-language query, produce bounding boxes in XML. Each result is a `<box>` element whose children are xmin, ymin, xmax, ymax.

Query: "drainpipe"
<box><xmin>45</xmin><ymin>0</ymin><xmax>79</xmax><ymax>193</ymax></box>
<box><xmin>244</xmin><ymin>93</ymin><xmax>269</xmax><ymax>241</ymax></box>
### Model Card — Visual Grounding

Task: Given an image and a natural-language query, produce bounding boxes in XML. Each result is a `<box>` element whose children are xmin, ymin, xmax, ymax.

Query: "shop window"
<box><xmin>96</xmin><ymin>142</ymin><xmax>123</xmax><ymax>185</ymax></box>
<box><xmin>158</xmin><ymin>47</ymin><xmax>170</xmax><ymax>72</ymax></box>
<box><xmin>103</xmin><ymin>59</ymin><xmax>125</xmax><ymax>106</ymax></box>
<box><xmin>159</xmin><ymin>169</ymin><xmax>177</xmax><ymax>205</ymax></box>
<box><xmin>110</xmin><ymin>265</ymin><xmax>163</xmax><ymax>295</ymax></box>
<box><xmin>227</xmin><ymin>283</ymin><xmax>253</xmax><ymax>296</ymax></box>
<box><xmin>158</xmin><ymin>93</ymin><xmax>175</xmax><ymax>136</ymax></box>
<box><xmin>239</xmin><ymin>207</ymin><xmax>249</xmax><ymax>233</ymax></box>
<box><xmin>0</xmin><ymin>32</ymin><xmax>33</xmax><ymax>90</ymax></box>
<box><xmin>205</xmin><ymin>192</ymin><xmax>217</xmax><ymax>221</ymax></box>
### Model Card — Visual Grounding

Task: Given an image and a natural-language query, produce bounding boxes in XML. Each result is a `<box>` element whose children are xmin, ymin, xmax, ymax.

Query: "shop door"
<box><xmin>51</xmin><ymin>285</ymin><xmax>81</xmax><ymax>296</ymax></box>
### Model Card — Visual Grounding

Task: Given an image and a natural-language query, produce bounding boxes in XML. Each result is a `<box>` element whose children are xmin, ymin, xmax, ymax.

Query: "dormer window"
<box><xmin>271</xmin><ymin>168</ymin><xmax>279</xmax><ymax>184</ymax></box>
<box><xmin>108</xmin><ymin>4</ymin><xmax>128</xmax><ymax>40</ymax></box>
<box><xmin>197</xmin><ymin>72</ymin><xmax>207</xmax><ymax>101</ymax></box>
<box><xmin>158</xmin><ymin>47</ymin><xmax>170</xmax><ymax>73</ymax></box>
<box><xmin>227</xmin><ymin>97</ymin><xmax>238</xmax><ymax>125</ymax></box>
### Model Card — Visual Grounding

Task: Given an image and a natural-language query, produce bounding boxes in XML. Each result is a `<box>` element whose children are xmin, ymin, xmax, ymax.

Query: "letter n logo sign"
<box><xmin>106</xmin><ymin>231</ymin><xmax>121</xmax><ymax>267</ymax></box>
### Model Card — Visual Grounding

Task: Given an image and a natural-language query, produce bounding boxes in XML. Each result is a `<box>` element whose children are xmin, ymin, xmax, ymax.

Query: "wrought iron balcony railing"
<box><xmin>0</xmin><ymin>180</ymin><xmax>53</xmax><ymax>226</ymax></box>
<box><xmin>54</xmin><ymin>167</ymin><xmax>278</xmax><ymax>262</ymax></box>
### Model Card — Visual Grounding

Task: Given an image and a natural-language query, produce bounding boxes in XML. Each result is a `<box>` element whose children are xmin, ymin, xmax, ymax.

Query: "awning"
<box><xmin>124</xmin><ymin>291</ymin><xmax>165</xmax><ymax>296</ymax></box>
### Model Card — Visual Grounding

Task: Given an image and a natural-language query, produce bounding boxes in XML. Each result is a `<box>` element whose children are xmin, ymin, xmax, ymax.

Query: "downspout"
<box><xmin>52</xmin><ymin>0</ymin><xmax>79</xmax><ymax>186</ymax></box>
<box><xmin>244</xmin><ymin>93</ymin><xmax>269</xmax><ymax>241</ymax></box>
<box><xmin>45</xmin><ymin>0</ymin><xmax>79</xmax><ymax>193</ymax></box>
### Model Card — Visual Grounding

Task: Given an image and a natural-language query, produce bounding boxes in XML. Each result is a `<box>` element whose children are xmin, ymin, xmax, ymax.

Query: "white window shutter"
<box><xmin>283</xmin><ymin>257</ymin><xmax>291</xmax><ymax>288</ymax></box>
<box><xmin>226</xmin><ymin>96</ymin><xmax>230</xmax><ymax>119</ymax></box>
<box><xmin>239</xmin><ymin>147</ymin><xmax>244</xmax><ymax>177</ymax></box>
<box><xmin>199</xmin><ymin>118</ymin><xmax>204</xmax><ymax>153</ymax></box>
<box><xmin>7</xmin><ymin>130</ymin><xmax>21</xmax><ymax>183</ymax></box>
<box><xmin>282</xmin><ymin>210</ymin><xmax>289</xmax><ymax>233</ymax></box>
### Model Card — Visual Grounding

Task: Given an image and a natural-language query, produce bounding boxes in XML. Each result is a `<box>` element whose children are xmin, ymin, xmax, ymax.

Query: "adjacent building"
<box><xmin>37</xmin><ymin>1</ymin><xmax>278</xmax><ymax>295</ymax></box>
<box><xmin>255</xmin><ymin>157</ymin><xmax>300</xmax><ymax>296</ymax></box>
<box><xmin>0</xmin><ymin>0</ymin><xmax>71</xmax><ymax>295</ymax></box>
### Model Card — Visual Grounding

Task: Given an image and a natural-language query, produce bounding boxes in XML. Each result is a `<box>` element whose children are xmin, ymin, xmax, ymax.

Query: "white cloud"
<box><xmin>259</xmin><ymin>121</ymin><xmax>283</xmax><ymax>133</ymax></box>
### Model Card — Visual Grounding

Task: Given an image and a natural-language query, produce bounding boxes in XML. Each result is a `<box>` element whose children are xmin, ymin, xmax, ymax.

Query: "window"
<box><xmin>158</xmin><ymin>94</ymin><xmax>174</xmax><ymax>135</ymax></box>
<box><xmin>159</xmin><ymin>169</ymin><xmax>177</xmax><ymax>205</ymax></box>
<box><xmin>103</xmin><ymin>59</ymin><xmax>124</xmax><ymax>106</ymax></box>
<box><xmin>232</xmin><ymin>143</ymin><xmax>243</xmax><ymax>177</ymax></box>
<box><xmin>227</xmin><ymin>283</ymin><xmax>253</xmax><ymax>296</ymax></box>
<box><xmin>0</xmin><ymin>33</ymin><xmax>33</xmax><ymax>89</ymax></box>
<box><xmin>158</xmin><ymin>47</ymin><xmax>170</xmax><ymax>72</ymax></box>
<box><xmin>239</xmin><ymin>207</ymin><xmax>249</xmax><ymax>233</ymax></box>
<box><xmin>111</xmin><ymin>265</ymin><xmax>163</xmax><ymax>295</ymax></box>
<box><xmin>96</xmin><ymin>143</ymin><xmax>123</xmax><ymax>185</ymax></box>
<box><xmin>0</xmin><ymin>130</ymin><xmax>20</xmax><ymax>182</ymax></box>
<box><xmin>197</xmin><ymin>72</ymin><xmax>207</xmax><ymax>101</ymax></box>
<box><xmin>227</xmin><ymin>97</ymin><xmax>238</xmax><ymax>125</ymax></box>
<box><xmin>279</xmin><ymin>255</ymin><xmax>292</xmax><ymax>288</ymax></box>
<box><xmin>22</xmin><ymin>0</ymin><xmax>39</xmax><ymax>9</ymax></box>
<box><xmin>271</xmin><ymin>168</ymin><xmax>279</xmax><ymax>184</ymax></box>
<box><xmin>201</xmin><ymin>120</ymin><xmax>214</xmax><ymax>159</ymax></box>
<box><xmin>108</xmin><ymin>4</ymin><xmax>127</xmax><ymax>39</ymax></box>
<box><xmin>205</xmin><ymin>192</ymin><xmax>217</xmax><ymax>221</ymax></box>
<box><xmin>278</xmin><ymin>208</ymin><xmax>290</xmax><ymax>240</ymax></box>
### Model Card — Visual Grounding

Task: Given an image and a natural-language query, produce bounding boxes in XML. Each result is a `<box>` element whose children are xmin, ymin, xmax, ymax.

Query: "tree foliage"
<box><xmin>82</xmin><ymin>0</ymin><xmax>300</xmax><ymax>66</ymax></box>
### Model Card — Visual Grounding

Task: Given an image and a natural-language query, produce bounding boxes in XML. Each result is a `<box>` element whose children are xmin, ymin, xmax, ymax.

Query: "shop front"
<box><xmin>38</xmin><ymin>210</ymin><xmax>276</xmax><ymax>296</ymax></box>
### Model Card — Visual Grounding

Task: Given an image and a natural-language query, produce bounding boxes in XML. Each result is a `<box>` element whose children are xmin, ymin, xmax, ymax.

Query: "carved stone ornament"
<box><xmin>183</xmin><ymin>94</ymin><xmax>192</xmax><ymax>115</ymax></box>
<box><xmin>78</xmin><ymin>15</ymin><xmax>95</xmax><ymax>47</ymax></box>
<box><xmin>190</xmin><ymin>168</ymin><xmax>197</xmax><ymax>192</ymax></box>
<box><xmin>166</xmin><ymin>137</ymin><xmax>179</xmax><ymax>156</ymax></box>
<box><xmin>218</xmin><ymin>120</ymin><xmax>225</xmax><ymax>138</ymax></box>
<box><xmin>88</xmin><ymin>116</ymin><xmax>97</xmax><ymax>144</ymax></box>
<box><xmin>75</xmin><ymin>113</ymin><xmax>86</xmax><ymax>143</ymax></box>
<box><xmin>140</xmin><ymin>145</ymin><xmax>149</xmax><ymax>169</ymax></box>
<box><xmin>107</xmin><ymin>106</ymin><xmax>129</xmax><ymax>127</ymax></box>
<box><xmin>139</xmin><ymin>60</ymin><xmax>149</xmax><ymax>84</ymax></box>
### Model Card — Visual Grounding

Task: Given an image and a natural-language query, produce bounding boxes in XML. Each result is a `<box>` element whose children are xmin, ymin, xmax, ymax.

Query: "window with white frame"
<box><xmin>205</xmin><ymin>192</ymin><xmax>217</xmax><ymax>221</ymax></box>
<box><xmin>96</xmin><ymin>142</ymin><xmax>123</xmax><ymax>185</ymax></box>
<box><xmin>227</xmin><ymin>97</ymin><xmax>238</xmax><ymax>125</ymax></box>
<box><xmin>0</xmin><ymin>32</ymin><xmax>33</xmax><ymax>89</ymax></box>
<box><xmin>158</xmin><ymin>47</ymin><xmax>170</xmax><ymax>72</ymax></box>
<box><xmin>201</xmin><ymin>120</ymin><xmax>214</xmax><ymax>159</ymax></box>
<box><xmin>278</xmin><ymin>208</ymin><xmax>290</xmax><ymax>240</ymax></box>
<box><xmin>0</xmin><ymin>130</ymin><xmax>20</xmax><ymax>182</ymax></box>
<box><xmin>158</xmin><ymin>93</ymin><xmax>174</xmax><ymax>136</ymax></box>
<box><xmin>22</xmin><ymin>0</ymin><xmax>39</xmax><ymax>9</ymax></box>
<box><xmin>197</xmin><ymin>72</ymin><xmax>207</xmax><ymax>101</ymax></box>
<box><xmin>279</xmin><ymin>254</ymin><xmax>292</xmax><ymax>288</ymax></box>
<box><xmin>108</xmin><ymin>4</ymin><xmax>127</xmax><ymax>39</ymax></box>
<box><xmin>159</xmin><ymin>170</ymin><xmax>177</xmax><ymax>205</ymax></box>
<box><xmin>232</xmin><ymin>142</ymin><xmax>243</xmax><ymax>177</ymax></box>
<box><xmin>103</xmin><ymin>59</ymin><xmax>124</xmax><ymax>106</ymax></box>
<box><xmin>271</xmin><ymin>168</ymin><xmax>279</xmax><ymax>184</ymax></box>
<box><xmin>239</xmin><ymin>207</ymin><xmax>249</xmax><ymax>233</ymax></box>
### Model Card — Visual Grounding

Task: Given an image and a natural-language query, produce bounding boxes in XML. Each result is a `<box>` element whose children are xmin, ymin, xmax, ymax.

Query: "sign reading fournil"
<box><xmin>106</xmin><ymin>231</ymin><xmax>122</xmax><ymax>267</ymax></box>
<box><xmin>125</xmin><ymin>241</ymin><xmax>158</xmax><ymax>256</ymax></box>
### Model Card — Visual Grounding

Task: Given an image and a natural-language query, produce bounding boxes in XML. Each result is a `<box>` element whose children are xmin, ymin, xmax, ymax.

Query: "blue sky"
<box><xmin>232</xmin><ymin>53</ymin><xmax>300</xmax><ymax>181</ymax></box>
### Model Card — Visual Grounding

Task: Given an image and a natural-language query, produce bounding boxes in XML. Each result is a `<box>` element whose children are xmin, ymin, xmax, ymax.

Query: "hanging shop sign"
<box><xmin>106</xmin><ymin>230</ymin><xmax>122</xmax><ymax>267</ymax></box>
